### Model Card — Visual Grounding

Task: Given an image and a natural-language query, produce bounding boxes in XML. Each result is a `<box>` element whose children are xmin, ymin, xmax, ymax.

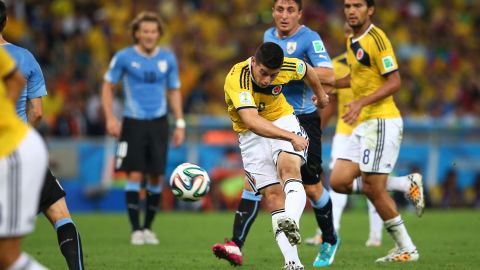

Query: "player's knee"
<box><xmin>304</xmin><ymin>184</ymin><xmax>322</xmax><ymax>200</ymax></box>
<box><xmin>277</xmin><ymin>165</ymin><xmax>300</xmax><ymax>180</ymax></box>
<box><xmin>261</xmin><ymin>185</ymin><xmax>284</xmax><ymax>211</ymax></box>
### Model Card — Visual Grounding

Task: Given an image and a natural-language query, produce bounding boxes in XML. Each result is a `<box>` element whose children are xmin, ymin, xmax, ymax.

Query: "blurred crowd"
<box><xmin>3</xmin><ymin>0</ymin><xmax>480</xmax><ymax>137</ymax></box>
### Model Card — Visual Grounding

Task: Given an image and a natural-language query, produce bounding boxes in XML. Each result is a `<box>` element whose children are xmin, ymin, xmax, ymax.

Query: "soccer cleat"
<box><xmin>277</xmin><ymin>217</ymin><xmax>301</xmax><ymax>246</ymax></box>
<box><xmin>212</xmin><ymin>238</ymin><xmax>243</xmax><ymax>266</ymax></box>
<box><xmin>305</xmin><ymin>229</ymin><xmax>323</xmax><ymax>246</ymax></box>
<box><xmin>143</xmin><ymin>229</ymin><xmax>159</xmax><ymax>245</ymax></box>
<box><xmin>375</xmin><ymin>247</ymin><xmax>419</xmax><ymax>262</ymax></box>
<box><xmin>313</xmin><ymin>236</ymin><xmax>341</xmax><ymax>267</ymax></box>
<box><xmin>365</xmin><ymin>238</ymin><xmax>382</xmax><ymax>247</ymax></box>
<box><xmin>405</xmin><ymin>173</ymin><xmax>425</xmax><ymax>217</ymax></box>
<box><xmin>284</xmin><ymin>261</ymin><xmax>305</xmax><ymax>270</ymax></box>
<box><xmin>131</xmin><ymin>230</ymin><xmax>144</xmax><ymax>245</ymax></box>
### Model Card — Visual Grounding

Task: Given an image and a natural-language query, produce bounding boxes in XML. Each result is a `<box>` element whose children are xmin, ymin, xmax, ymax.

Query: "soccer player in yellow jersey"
<box><xmin>0</xmin><ymin>47</ymin><xmax>48</xmax><ymax>269</ymax></box>
<box><xmin>221</xmin><ymin>42</ymin><xmax>328</xmax><ymax>270</ymax></box>
<box><xmin>330</xmin><ymin>0</ymin><xmax>423</xmax><ymax>262</ymax></box>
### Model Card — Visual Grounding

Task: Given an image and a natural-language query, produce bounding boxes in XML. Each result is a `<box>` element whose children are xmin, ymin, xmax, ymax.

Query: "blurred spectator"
<box><xmin>441</xmin><ymin>169</ymin><xmax>463</xmax><ymax>208</ymax></box>
<box><xmin>0</xmin><ymin>0</ymin><xmax>478</xmax><ymax>136</ymax></box>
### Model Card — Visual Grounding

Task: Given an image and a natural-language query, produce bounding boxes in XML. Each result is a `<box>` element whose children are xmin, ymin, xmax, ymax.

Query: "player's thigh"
<box><xmin>116</xmin><ymin>117</ymin><xmax>147</xmax><ymax>172</ymax></box>
<box><xmin>259</xmin><ymin>183</ymin><xmax>284</xmax><ymax>212</ymax></box>
<box><xmin>271</xmin><ymin>114</ymin><xmax>308</xmax><ymax>168</ymax></box>
<box><xmin>239</xmin><ymin>131</ymin><xmax>278</xmax><ymax>192</ymax></box>
<box><xmin>276</xmin><ymin>151</ymin><xmax>303</xmax><ymax>181</ymax></box>
<box><xmin>38</xmin><ymin>169</ymin><xmax>66</xmax><ymax>214</ymax></box>
<box><xmin>330</xmin><ymin>159</ymin><xmax>360</xmax><ymax>190</ymax></box>
<box><xmin>146</xmin><ymin>116</ymin><xmax>169</xmax><ymax>175</ymax></box>
<box><xmin>0</xmin><ymin>130</ymin><xmax>47</xmax><ymax>238</ymax></box>
<box><xmin>359</xmin><ymin>118</ymin><xmax>402</xmax><ymax>174</ymax></box>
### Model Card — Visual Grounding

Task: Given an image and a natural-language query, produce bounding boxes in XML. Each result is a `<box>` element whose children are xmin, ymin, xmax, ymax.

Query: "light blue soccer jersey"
<box><xmin>104</xmin><ymin>46</ymin><xmax>181</xmax><ymax>119</ymax></box>
<box><xmin>264</xmin><ymin>26</ymin><xmax>332</xmax><ymax>115</ymax></box>
<box><xmin>3</xmin><ymin>43</ymin><xmax>47</xmax><ymax>122</ymax></box>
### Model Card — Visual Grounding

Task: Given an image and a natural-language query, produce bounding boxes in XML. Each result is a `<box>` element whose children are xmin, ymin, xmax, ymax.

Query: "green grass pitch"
<box><xmin>24</xmin><ymin>209</ymin><xmax>480</xmax><ymax>269</ymax></box>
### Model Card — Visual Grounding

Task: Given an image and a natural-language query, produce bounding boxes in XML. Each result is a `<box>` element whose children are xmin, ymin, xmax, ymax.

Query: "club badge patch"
<box><xmin>157</xmin><ymin>60</ymin><xmax>167</xmax><ymax>73</ymax></box>
<box><xmin>356</xmin><ymin>48</ymin><xmax>364</xmax><ymax>60</ymax></box>
<box><xmin>286</xmin><ymin>42</ymin><xmax>297</xmax><ymax>54</ymax></box>
<box><xmin>271</xmin><ymin>85</ymin><xmax>283</xmax><ymax>96</ymax></box>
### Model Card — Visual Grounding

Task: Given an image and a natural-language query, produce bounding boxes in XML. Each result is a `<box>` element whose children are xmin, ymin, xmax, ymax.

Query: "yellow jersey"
<box><xmin>332</xmin><ymin>53</ymin><xmax>354</xmax><ymax>135</ymax></box>
<box><xmin>0</xmin><ymin>47</ymin><xmax>29</xmax><ymax>158</ymax></box>
<box><xmin>346</xmin><ymin>24</ymin><xmax>401</xmax><ymax>120</ymax></box>
<box><xmin>224</xmin><ymin>57</ymin><xmax>307</xmax><ymax>133</ymax></box>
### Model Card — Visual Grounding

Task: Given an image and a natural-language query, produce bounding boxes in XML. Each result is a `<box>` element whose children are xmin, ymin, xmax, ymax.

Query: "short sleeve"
<box><xmin>306</xmin><ymin>32</ymin><xmax>333</xmax><ymax>69</ymax></box>
<box><xmin>373</xmin><ymin>36</ymin><xmax>398</xmax><ymax>75</ymax></box>
<box><xmin>282</xmin><ymin>57</ymin><xmax>307</xmax><ymax>81</ymax></box>
<box><xmin>104</xmin><ymin>52</ymin><xmax>124</xmax><ymax>83</ymax></box>
<box><xmin>26</xmin><ymin>51</ymin><xmax>47</xmax><ymax>99</ymax></box>
<box><xmin>224</xmin><ymin>66</ymin><xmax>256</xmax><ymax>110</ymax></box>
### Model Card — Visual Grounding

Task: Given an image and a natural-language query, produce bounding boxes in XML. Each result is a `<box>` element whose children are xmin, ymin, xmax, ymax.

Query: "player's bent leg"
<box><xmin>362</xmin><ymin>173</ymin><xmax>418</xmax><ymax>262</ymax></box>
<box><xmin>365</xmin><ymin>199</ymin><xmax>382</xmax><ymax>247</ymax></box>
<box><xmin>330</xmin><ymin>160</ymin><xmax>360</xmax><ymax>194</ymax></box>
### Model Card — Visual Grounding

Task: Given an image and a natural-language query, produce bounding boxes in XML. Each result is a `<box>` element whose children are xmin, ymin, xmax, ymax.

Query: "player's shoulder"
<box><xmin>297</xmin><ymin>25</ymin><xmax>321</xmax><ymax>40</ymax></box>
<box><xmin>4</xmin><ymin>43</ymin><xmax>33</xmax><ymax>58</ymax></box>
<box><xmin>366</xmin><ymin>25</ymin><xmax>392</xmax><ymax>51</ymax></box>
<box><xmin>264</xmin><ymin>27</ymin><xmax>277</xmax><ymax>39</ymax></box>
<box><xmin>115</xmin><ymin>46</ymin><xmax>135</xmax><ymax>58</ymax></box>
<box><xmin>157</xmin><ymin>47</ymin><xmax>177</xmax><ymax>60</ymax></box>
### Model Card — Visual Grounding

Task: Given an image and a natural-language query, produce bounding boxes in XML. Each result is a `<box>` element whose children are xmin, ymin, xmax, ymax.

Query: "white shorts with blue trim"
<box><xmin>339</xmin><ymin>118</ymin><xmax>403</xmax><ymax>174</ymax></box>
<box><xmin>239</xmin><ymin>114</ymin><xmax>307</xmax><ymax>190</ymax></box>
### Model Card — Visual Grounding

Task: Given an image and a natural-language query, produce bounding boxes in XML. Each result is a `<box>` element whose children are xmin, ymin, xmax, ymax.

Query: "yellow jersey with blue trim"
<box><xmin>224</xmin><ymin>57</ymin><xmax>307</xmax><ymax>133</ymax></box>
<box><xmin>346</xmin><ymin>24</ymin><xmax>401</xmax><ymax>120</ymax></box>
<box><xmin>332</xmin><ymin>53</ymin><xmax>354</xmax><ymax>135</ymax></box>
<box><xmin>0</xmin><ymin>47</ymin><xmax>29</xmax><ymax>158</ymax></box>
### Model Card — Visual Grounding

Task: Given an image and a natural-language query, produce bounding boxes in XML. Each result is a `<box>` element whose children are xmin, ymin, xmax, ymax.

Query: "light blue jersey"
<box><xmin>104</xmin><ymin>46</ymin><xmax>180</xmax><ymax>119</ymax></box>
<box><xmin>3</xmin><ymin>43</ymin><xmax>47</xmax><ymax>122</ymax></box>
<box><xmin>264</xmin><ymin>25</ymin><xmax>332</xmax><ymax>115</ymax></box>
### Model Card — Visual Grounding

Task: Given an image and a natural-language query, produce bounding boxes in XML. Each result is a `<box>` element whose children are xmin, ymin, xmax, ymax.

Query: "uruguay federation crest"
<box><xmin>157</xmin><ymin>60</ymin><xmax>168</xmax><ymax>73</ymax></box>
<box><xmin>286</xmin><ymin>42</ymin><xmax>297</xmax><ymax>55</ymax></box>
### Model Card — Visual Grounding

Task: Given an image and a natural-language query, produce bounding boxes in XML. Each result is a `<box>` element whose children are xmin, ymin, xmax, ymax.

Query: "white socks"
<box><xmin>367</xmin><ymin>199</ymin><xmax>383</xmax><ymax>241</ymax></box>
<box><xmin>384</xmin><ymin>215</ymin><xmax>416</xmax><ymax>251</ymax></box>
<box><xmin>330</xmin><ymin>189</ymin><xmax>348</xmax><ymax>231</ymax></box>
<box><xmin>283</xmin><ymin>179</ymin><xmax>306</xmax><ymax>225</ymax></box>
<box><xmin>7</xmin><ymin>252</ymin><xmax>48</xmax><ymax>270</ymax></box>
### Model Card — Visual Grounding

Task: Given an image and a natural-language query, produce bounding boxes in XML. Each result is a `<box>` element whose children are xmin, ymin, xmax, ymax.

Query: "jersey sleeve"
<box><xmin>278</xmin><ymin>57</ymin><xmax>307</xmax><ymax>82</ymax></box>
<box><xmin>104</xmin><ymin>52</ymin><xmax>124</xmax><ymax>84</ymax></box>
<box><xmin>167</xmin><ymin>53</ymin><xmax>181</xmax><ymax>90</ymax></box>
<box><xmin>372</xmin><ymin>34</ymin><xmax>398</xmax><ymax>75</ymax></box>
<box><xmin>0</xmin><ymin>47</ymin><xmax>16</xmax><ymax>78</ymax></box>
<box><xmin>224</xmin><ymin>66</ymin><xmax>256</xmax><ymax>110</ymax></box>
<box><xmin>25</xmin><ymin>51</ymin><xmax>47</xmax><ymax>99</ymax></box>
<box><xmin>306</xmin><ymin>31</ymin><xmax>333</xmax><ymax>69</ymax></box>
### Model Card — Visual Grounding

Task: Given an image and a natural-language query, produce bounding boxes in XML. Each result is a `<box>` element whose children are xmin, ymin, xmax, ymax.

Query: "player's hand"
<box><xmin>342</xmin><ymin>100</ymin><xmax>363</xmax><ymax>125</ymax></box>
<box><xmin>106</xmin><ymin>117</ymin><xmax>121</xmax><ymax>138</ymax></box>
<box><xmin>171</xmin><ymin>127</ymin><xmax>185</xmax><ymax>147</ymax></box>
<box><xmin>290</xmin><ymin>134</ymin><xmax>308</xmax><ymax>152</ymax></box>
<box><xmin>312</xmin><ymin>94</ymin><xmax>329</xmax><ymax>109</ymax></box>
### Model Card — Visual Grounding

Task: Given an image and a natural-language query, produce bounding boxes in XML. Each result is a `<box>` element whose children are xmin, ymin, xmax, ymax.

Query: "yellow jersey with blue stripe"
<box><xmin>224</xmin><ymin>57</ymin><xmax>307</xmax><ymax>133</ymax></box>
<box><xmin>346</xmin><ymin>24</ymin><xmax>401</xmax><ymax>120</ymax></box>
<box><xmin>332</xmin><ymin>53</ymin><xmax>354</xmax><ymax>135</ymax></box>
<box><xmin>0</xmin><ymin>47</ymin><xmax>29</xmax><ymax>158</ymax></box>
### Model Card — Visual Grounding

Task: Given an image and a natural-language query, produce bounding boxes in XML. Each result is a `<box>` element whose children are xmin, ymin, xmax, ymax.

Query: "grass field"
<box><xmin>24</xmin><ymin>209</ymin><xmax>480</xmax><ymax>269</ymax></box>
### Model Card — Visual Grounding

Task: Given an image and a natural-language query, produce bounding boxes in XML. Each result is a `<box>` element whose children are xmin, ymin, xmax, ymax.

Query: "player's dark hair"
<box><xmin>366</xmin><ymin>0</ymin><xmax>375</xmax><ymax>7</ymax></box>
<box><xmin>130</xmin><ymin>12</ymin><xmax>164</xmax><ymax>43</ymax></box>
<box><xmin>273</xmin><ymin>0</ymin><xmax>302</xmax><ymax>10</ymax></box>
<box><xmin>0</xmin><ymin>1</ymin><xmax>6</xmax><ymax>33</ymax></box>
<box><xmin>255</xmin><ymin>42</ymin><xmax>284</xmax><ymax>70</ymax></box>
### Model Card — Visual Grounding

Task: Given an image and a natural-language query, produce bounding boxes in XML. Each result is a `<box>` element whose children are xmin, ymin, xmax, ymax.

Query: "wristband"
<box><xmin>175</xmin><ymin>118</ymin><xmax>186</xmax><ymax>128</ymax></box>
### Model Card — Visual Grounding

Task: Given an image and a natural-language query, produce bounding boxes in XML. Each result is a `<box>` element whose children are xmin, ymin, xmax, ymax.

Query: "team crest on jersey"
<box><xmin>157</xmin><ymin>60</ymin><xmax>168</xmax><ymax>73</ymax></box>
<box><xmin>356</xmin><ymin>49</ymin><xmax>364</xmax><ymax>60</ymax></box>
<box><xmin>271</xmin><ymin>85</ymin><xmax>283</xmax><ymax>96</ymax></box>
<box><xmin>286</xmin><ymin>42</ymin><xmax>297</xmax><ymax>54</ymax></box>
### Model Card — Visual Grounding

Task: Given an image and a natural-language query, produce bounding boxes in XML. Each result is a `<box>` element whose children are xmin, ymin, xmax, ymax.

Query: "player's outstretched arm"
<box><xmin>303</xmin><ymin>62</ymin><xmax>329</xmax><ymax>109</ymax></box>
<box><xmin>238</xmin><ymin>108</ymin><xmax>307</xmax><ymax>151</ymax></box>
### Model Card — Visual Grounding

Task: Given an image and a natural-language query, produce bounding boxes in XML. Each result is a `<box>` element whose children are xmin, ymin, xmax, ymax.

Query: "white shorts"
<box><xmin>339</xmin><ymin>118</ymin><xmax>403</xmax><ymax>174</ymax></box>
<box><xmin>239</xmin><ymin>114</ymin><xmax>307</xmax><ymax>190</ymax></box>
<box><xmin>0</xmin><ymin>129</ymin><xmax>47</xmax><ymax>237</ymax></box>
<box><xmin>328</xmin><ymin>133</ymin><xmax>350</xmax><ymax>170</ymax></box>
